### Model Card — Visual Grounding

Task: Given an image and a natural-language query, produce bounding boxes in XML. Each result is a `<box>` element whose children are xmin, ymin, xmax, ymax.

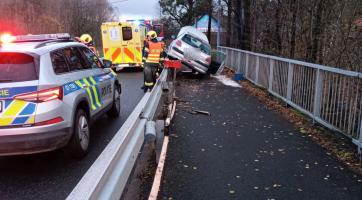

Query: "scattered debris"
<box><xmin>213</xmin><ymin>75</ymin><xmax>242</xmax><ymax>88</ymax></box>
<box><xmin>193</xmin><ymin>110</ymin><xmax>211</xmax><ymax>116</ymax></box>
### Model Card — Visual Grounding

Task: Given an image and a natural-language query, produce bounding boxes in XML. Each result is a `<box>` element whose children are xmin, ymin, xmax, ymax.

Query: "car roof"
<box><xmin>0</xmin><ymin>41</ymin><xmax>87</xmax><ymax>55</ymax></box>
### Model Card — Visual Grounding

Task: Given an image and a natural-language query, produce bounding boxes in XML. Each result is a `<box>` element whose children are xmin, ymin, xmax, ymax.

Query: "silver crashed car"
<box><xmin>0</xmin><ymin>33</ymin><xmax>121</xmax><ymax>157</ymax></box>
<box><xmin>168</xmin><ymin>26</ymin><xmax>212</xmax><ymax>74</ymax></box>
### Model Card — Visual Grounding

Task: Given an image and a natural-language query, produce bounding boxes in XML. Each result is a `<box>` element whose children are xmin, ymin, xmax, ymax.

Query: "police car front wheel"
<box><xmin>65</xmin><ymin>109</ymin><xmax>90</xmax><ymax>158</ymax></box>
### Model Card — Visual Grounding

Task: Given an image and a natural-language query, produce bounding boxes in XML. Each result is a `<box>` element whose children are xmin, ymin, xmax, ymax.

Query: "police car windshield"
<box><xmin>0</xmin><ymin>53</ymin><xmax>38</xmax><ymax>83</ymax></box>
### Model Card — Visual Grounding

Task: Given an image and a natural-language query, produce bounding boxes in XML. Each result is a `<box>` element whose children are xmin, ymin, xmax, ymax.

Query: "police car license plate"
<box><xmin>0</xmin><ymin>101</ymin><xmax>3</xmax><ymax>113</ymax></box>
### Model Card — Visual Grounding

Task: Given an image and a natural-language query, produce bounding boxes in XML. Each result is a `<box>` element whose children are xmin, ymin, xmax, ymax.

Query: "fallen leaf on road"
<box><xmin>300</xmin><ymin>128</ymin><xmax>307</xmax><ymax>134</ymax></box>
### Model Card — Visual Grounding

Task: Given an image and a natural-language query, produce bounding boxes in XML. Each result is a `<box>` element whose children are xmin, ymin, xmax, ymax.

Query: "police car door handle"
<box><xmin>82</xmin><ymin>84</ymin><xmax>89</xmax><ymax>88</ymax></box>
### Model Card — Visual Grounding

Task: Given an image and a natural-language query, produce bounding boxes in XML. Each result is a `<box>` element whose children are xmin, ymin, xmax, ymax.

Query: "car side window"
<box><xmin>79</xmin><ymin>47</ymin><xmax>102</xmax><ymax>68</ymax></box>
<box><xmin>50</xmin><ymin>50</ymin><xmax>70</xmax><ymax>74</ymax></box>
<box><xmin>63</xmin><ymin>47</ymin><xmax>89</xmax><ymax>71</ymax></box>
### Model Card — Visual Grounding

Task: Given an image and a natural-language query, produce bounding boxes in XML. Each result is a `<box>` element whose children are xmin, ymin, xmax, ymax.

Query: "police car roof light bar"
<box><xmin>2</xmin><ymin>33</ymin><xmax>71</xmax><ymax>43</ymax></box>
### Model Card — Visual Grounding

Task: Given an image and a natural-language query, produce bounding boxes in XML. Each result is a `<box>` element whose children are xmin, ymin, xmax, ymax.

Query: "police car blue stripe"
<box><xmin>64</xmin><ymin>82</ymin><xmax>81</xmax><ymax>96</ymax></box>
<box><xmin>19</xmin><ymin>103</ymin><xmax>36</xmax><ymax>115</ymax></box>
<box><xmin>12</xmin><ymin>116</ymin><xmax>29</xmax><ymax>125</ymax></box>
<box><xmin>5</xmin><ymin>100</ymin><xmax>12</xmax><ymax>109</ymax></box>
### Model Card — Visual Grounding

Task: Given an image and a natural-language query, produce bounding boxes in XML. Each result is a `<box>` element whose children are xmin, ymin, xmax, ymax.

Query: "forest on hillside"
<box><xmin>0</xmin><ymin>0</ymin><xmax>113</xmax><ymax>48</ymax></box>
<box><xmin>159</xmin><ymin>0</ymin><xmax>362</xmax><ymax>71</ymax></box>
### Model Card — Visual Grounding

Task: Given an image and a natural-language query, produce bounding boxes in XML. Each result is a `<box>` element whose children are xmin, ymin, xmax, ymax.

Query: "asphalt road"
<box><xmin>160</xmin><ymin>74</ymin><xmax>362</xmax><ymax>200</ymax></box>
<box><xmin>0</xmin><ymin>71</ymin><xmax>144</xmax><ymax>200</ymax></box>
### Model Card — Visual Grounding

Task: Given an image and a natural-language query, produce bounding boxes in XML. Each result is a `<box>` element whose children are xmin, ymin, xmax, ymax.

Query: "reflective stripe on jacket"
<box><xmin>146</xmin><ymin>41</ymin><xmax>163</xmax><ymax>64</ymax></box>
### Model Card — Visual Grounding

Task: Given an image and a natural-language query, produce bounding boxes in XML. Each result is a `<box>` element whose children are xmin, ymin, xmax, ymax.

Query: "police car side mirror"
<box><xmin>102</xmin><ymin>59</ymin><xmax>112</xmax><ymax>68</ymax></box>
<box><xmin>171</xmin><ymin>35</ymin><xmax>176</xmax><ymax>39</ymax></box>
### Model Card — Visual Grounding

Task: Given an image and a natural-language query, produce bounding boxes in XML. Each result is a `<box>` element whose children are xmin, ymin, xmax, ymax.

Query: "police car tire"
<box><xmin>107</xmin><ymin>84</ymin><xmax>121</xmax><ymax>118</ymax></box>
<box><xmin>66</xmin><ymin>109</ymin><xmax>90</xmax><ymax>158</ymax></box>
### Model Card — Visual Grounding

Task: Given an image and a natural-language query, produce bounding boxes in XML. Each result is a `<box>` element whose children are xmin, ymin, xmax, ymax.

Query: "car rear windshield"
<box><xmin>181</xmin><ymin>34</ymin><xmax>211</xmax><ymax>55</ymax></box>
<box><xmin>0</xmin><ymin>52</ymin><xmax>38</xmax><ymax>83</ymax></box>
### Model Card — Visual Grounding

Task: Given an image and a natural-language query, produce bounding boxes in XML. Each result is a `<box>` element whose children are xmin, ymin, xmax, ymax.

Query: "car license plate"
<box><xmin>0</xmin><ymin>101</ymin><xmax>3</xmax><ymax>113</ymax></box>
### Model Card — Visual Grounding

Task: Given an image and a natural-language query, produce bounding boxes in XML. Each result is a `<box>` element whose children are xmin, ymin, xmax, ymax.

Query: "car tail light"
<box><xmin>34</xmin><ymin>117</ymin><xmax>64</xmax><ymax>126</ymax></box>
<box><xmin>176</xmin><ymin>40</ymin><xmax>182</xmax><ymax>47</ymax></box>
<box><xmin>15</xmin><ymin>87</ymin><xmax>63</xmax><ymax>103</ymax></box>
<box><xmin>205</xmin><ymin>56</ymin><xmax>211</xmax><ymax>65</ymax></box>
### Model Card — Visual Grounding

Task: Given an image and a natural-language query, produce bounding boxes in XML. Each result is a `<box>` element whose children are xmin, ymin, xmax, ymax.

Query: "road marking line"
<box><xmin>148</xmin><ymin>136</ymin><xmax>169</xmax><ymax>200</ymax></box>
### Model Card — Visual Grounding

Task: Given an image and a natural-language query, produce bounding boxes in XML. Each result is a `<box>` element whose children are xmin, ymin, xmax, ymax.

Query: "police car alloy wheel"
<box><xmin>66</xmin><ymin>109</ymin><xmax>90</xmax><ymax>158</ymax></box>
<box><xmin>107</xmin><ymin>84</ymin><xmax>121</xmax><ymax>118</ymax></box>
<box><xmin>78</xmin><ymin>114</ymin><xmax>90</xmax><ymax>151</ymax></box>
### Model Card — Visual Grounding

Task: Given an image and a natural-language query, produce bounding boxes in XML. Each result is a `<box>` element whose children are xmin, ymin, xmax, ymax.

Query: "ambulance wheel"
<box><xmin>66</xmin><ymin>109</ymin><xmax>90</xmax><ymax>158</ymax></box>
<box><xmin>108</xmin><ymin>84</ymin><xmax>121</xmax><ymax>118</ymax></box>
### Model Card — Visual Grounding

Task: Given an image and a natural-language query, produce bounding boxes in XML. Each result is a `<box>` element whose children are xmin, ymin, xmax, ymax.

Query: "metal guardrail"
<box><xmin>66</xmin><ymin>70</ymin><xmax>168</xmax><ymax>200</ymax></box>
<box><xmin>218</xmin><ymin>46</ymin><xmax>362</xmax><ymax>151</ymax></box>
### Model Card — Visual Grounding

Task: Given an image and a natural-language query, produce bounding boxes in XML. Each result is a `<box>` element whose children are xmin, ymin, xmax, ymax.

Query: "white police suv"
<box><xmin>0</xmin><ymin>33</ymin><xmax>121</xmax><ymax>157</ymax></box>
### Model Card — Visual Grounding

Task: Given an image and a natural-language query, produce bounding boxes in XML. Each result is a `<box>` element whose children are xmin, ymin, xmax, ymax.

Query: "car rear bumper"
<box><xmin>0</xmin><ymin>124</ymin><xmax>72</xmax><ymax>156</ymax></box>
<box><xmin>168</xmin><ymin>48</ymin><xmax>209</xmax><ymax>74</ymax></box>
<box><xmin>182</xmin><ymin>60</ymin><xmax>208</xmax><ymax>74</ymax></box>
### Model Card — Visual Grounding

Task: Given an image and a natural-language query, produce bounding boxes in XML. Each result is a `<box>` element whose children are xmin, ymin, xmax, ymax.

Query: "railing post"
<box><xmin>358</xmin><ymin>91</ymin><xmax>362</xmax><ymax>152</ymax></box>
<box><xmin>255</xmin><ymin>56</ymin><xmax>260</xmax><ymax>84</ymax></box>
<box><xmin>313</xmin><ymin>69</ymin><xmax>324</xmax><ymax>121</ymax></box>
<box><xmin>237</xmin><ymin>51</ymin><xmax>241</xmax><ymax>74</ymax></box>
<box><xmin>287</xmin><ymin>63</ymin><xmax>294</xmax><ymax>100</ymax></box>
<box><xmin>269</xmin><ymin>59</ymin><xmax>274</xmax><ymax>91</ymax></box>
<box><xmin>232</xmin><ymin>50</ymin><xmax>236</xmax><ymax>71</ymax></box>
<box><xmin>245</xmin><ymin>54</ymin><xmax>249</xmax><ymax>79</ymax></box>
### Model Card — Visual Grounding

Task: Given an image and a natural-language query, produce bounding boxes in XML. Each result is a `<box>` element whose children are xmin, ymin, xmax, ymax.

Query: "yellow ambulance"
<box><xmin>101</xmin><ymin>22</ymin><xmax>147</xmax><ymax>69</ymax></box>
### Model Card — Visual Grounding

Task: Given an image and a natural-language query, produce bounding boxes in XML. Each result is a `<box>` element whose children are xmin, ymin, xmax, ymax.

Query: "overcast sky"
<box><xmin>110</xmin><ymin>0</ymin><xmax>160</xmax><ymax>20</ymax></box>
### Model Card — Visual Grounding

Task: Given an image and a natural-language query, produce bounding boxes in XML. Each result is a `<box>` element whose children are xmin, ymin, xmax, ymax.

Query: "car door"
<box><xmin>78</xmin><ymin>47</ymin><xmax>114</xmax><ymax>109</ymax></box>
<box><xmin>62</xmin><ymin>47</ymin><xmax>102</xmax><ymax>115</ymax></box>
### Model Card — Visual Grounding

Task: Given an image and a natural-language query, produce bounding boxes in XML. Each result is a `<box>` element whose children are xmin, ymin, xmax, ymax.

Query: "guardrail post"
<box><xmin>245</xmin><ymin>54</ymin><xmax>249</xmax><ymax>79</ymax></box>
<box><xmin>255</xmin><ymin>56</ymin><xmax>260</xmax><ymax>84</ymax></box>
<box><xmin>237</xmin><ymin>51</ymin><xmax>241</xmax><ymax>74</ymax></box>
<box><xmin>287</xmin><ymin>63</ymin><xmax>294</xmax><ymax>100</ymax></box>
<box><xmin>232</xmin><ymin>50</ymin><xmax>236</xmax><ymax>71</ymax></box>
<box><xmin>313</xmin><ymin>69</ymin><xmax>324</xmax><ymax>122</ymax></box>
<box><xmin>269</xmin><ymin>59</ymin><xmax>274</xmax><ymax>91</ymax></box>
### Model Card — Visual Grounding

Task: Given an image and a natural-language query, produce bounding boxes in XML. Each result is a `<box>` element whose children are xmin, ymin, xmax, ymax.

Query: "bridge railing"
<box><xmin>218</xmin><ymin>46</ymin><xmax>362</xmax><ymax>149</ymax></box>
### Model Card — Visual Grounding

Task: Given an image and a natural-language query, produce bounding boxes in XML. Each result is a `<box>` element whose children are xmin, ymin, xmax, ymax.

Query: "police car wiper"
<box><xmin>0</xmin><ymin>79</ymin><xmax>13</xmax><ymax>82</ymax></box>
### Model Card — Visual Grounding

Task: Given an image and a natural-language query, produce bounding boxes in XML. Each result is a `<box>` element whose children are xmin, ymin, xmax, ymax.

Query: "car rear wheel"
<box><xmin>107</xmin><ymin>84</ymin><xmax>121</xmax><ymax>118</ymax></box>
<box><xmin>65</xmin><ymin>109</ymin><xmax>90</xmax><ymax>158</ymax></box>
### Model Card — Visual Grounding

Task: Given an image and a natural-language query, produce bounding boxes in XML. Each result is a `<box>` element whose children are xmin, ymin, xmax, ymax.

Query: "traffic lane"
<box><xmin>160</xmin><ymin>74</ymin><xmax>362</xmax><ymax>200</ymax></box>
<box><xmin>0</xmin><ymin>71</ymin><xmax>144</xmax><ymax>200</ymax></box>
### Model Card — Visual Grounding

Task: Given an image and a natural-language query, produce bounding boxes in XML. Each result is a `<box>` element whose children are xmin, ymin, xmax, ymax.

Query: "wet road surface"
<box><xmin>160</xmin><ymin>74</ymin><xmax>362</xmax><ymax>200</ymax></box>
<box><xmin>0</xmin><ymin>71</ymin><xmax>144</xmax><ymax>200</ymax></box>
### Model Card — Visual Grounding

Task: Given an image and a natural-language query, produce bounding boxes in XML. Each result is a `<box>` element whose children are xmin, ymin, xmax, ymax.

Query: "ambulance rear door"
<box><xmin>120</xmin><ymin>25</ymin><xmax>136</xmax><ymax>65</ymax></box>
<box><xmin>101</xmin><ymin>22</ymin><xmax>123</xmax><ymax>65</ymax></box>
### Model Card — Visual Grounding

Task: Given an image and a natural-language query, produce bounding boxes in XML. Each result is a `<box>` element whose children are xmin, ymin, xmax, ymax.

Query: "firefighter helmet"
<box><xmin>80</xmin><ymin>34</ymin><xmax>93</xmax><ymax>44</ymax></box>
<box><xmin>147</xmin><ymin>31</ymin><xmax>157</xmax><ymax>40</ymax></box>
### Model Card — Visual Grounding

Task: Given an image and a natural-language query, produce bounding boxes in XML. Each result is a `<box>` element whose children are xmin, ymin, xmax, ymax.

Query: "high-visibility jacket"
<box><xmin>143</xmin><ymin>40</ymin><xmax>164</xmax><ymax>64</ymax></box>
